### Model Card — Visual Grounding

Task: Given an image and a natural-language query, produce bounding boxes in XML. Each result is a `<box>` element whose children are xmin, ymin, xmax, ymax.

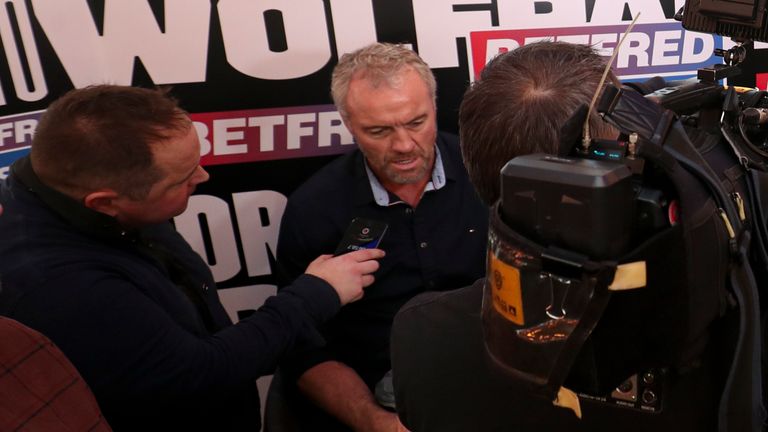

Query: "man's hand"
<box><xmin>298</xmin><ymin>361</ymin><xmax>410</xmax><ymax>432</ymax></box>
<box><xmin>396</xmin><ymin>417</ymin><xmax>411</xmax><ymax>432</ymax></box>
<box><xmin>305</xmin><ymin>249</ymin><xmax>384</xmax><ymax>305</ymax></box>
<box><xmin>367</xmin><ymin>409</ymin><xmax>411</xmax><ymax>432</ymax></box>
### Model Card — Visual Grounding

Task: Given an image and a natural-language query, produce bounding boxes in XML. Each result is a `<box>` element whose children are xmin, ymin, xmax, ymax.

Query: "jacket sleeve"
<box><xmin>14</xmin><ymin>271</ymin><xmax>339</xmax><ymax>399</ymax></box>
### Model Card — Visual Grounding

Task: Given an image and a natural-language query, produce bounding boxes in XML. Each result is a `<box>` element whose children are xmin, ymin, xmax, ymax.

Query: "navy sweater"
<box><xmin>0</xmin><ymin>157</ymin><xmax>339</xmax><ymax>431</ymax></box>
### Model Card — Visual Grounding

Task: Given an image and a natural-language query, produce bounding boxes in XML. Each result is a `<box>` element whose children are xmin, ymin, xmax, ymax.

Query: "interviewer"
<box><xmin>0</xmin><ymin>85</ymin><xmax>383</xmax><ymax>432</ymax></box>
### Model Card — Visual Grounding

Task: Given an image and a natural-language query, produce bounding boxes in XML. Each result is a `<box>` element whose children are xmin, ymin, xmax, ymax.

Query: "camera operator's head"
<box><xmin>460</xmin><ymin>41</ymin><xmax>619</xmax><ymax>205</ymax></box>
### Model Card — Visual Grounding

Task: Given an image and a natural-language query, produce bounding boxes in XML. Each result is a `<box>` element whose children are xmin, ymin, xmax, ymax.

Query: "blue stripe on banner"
<box><xmin>0</xmin><ymin>147</ymin><xmax>30</xmax><ymax>169</ymax></box>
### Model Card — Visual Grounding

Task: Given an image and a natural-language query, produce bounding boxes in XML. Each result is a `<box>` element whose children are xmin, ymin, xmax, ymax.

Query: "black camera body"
<box><xmin>489</xmin><ymin>2</ymin><xmax>768</xmax><ymax>427</ymax></box>
<box><xmin>498</xmin><ymin>0</ymin><xmax>768</xmax><ymax>262</ymax></box>
<box><xmin>500</xmin><ymin>153</ymin><xmax>635</xmax><ymax>260</ymax></box>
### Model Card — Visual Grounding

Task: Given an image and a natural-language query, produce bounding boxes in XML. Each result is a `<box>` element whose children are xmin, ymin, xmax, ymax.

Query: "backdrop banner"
<box><xmin>1</xmin><ymin>0</ymin><xmax>766</xmax><ymax>409</ymax></box>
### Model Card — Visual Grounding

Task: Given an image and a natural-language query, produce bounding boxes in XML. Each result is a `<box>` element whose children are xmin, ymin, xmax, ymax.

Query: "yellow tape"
<box><xmin>608</xmin><ymin>261</ymin><xmax>646</xmax><ymax>291</ymax></box>
<box><xmin>553</xmin><ymin>386</ymin><xmax>582</xmax><ymax>419</ymax></box>
<box><xmin>488</xmin><ymin>251</ymin><xmax>525</xmax><ymax>325</ymax></box>
<box><xmin>724</xmin><ymin>85</ymin><xmax>758</xmax><ymax>93</ymax></box>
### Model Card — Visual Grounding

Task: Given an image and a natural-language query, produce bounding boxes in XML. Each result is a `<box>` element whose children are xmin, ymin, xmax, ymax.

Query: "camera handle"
<box><xmin>698</xmin><ymin>41</ymin><xmax>752</xmax><ymax>83</ymax></box>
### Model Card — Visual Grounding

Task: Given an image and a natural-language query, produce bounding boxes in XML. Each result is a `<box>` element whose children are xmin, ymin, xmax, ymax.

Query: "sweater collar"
<box><xmin>353</xmin><ymin>133</ymin><xmax>458</xmax><ymax>207</ymax></box>
<box><xmin>11</xmin><ymin>156</ymin><xmax>139</xmax><ymax>242</ymax></box>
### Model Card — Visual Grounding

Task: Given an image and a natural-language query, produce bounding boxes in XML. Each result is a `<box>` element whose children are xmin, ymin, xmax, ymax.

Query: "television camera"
<box><xmin>486</xmin><ymin>2</ymin><xmax>768</xmax><ymax>429</ymax></box>
<box><xmin>500</xmin><ymin>0</ymin><xmax>768</xmax><ymax>260</ymax></box>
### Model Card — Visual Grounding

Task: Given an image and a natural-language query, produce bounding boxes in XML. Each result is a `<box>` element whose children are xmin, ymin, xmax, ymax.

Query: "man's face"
<box><xmin>114</xmin><ymin>124</ymin><xmax>209</xmax><ymax>227</ymax></box>
<box><xmin>343</xmin><ymin>67</ymin><xmax>437</xmax><ymax>189</ymax></box>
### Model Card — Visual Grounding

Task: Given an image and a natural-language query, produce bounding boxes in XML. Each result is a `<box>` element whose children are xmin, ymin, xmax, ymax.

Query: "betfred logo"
<box><xmin>194</xmin><ymin>105</ymin><xmax>354</xmax><ymax>166</ymax></box>
<box><xmin>469</xmin><ymin>22</ymin><xmax>723</xmax><ymax>80</ymax></box>
<box><xmin>0</xmin><ymin>104</ymin><xmax>356</xmax><ymax>179</ymax></box>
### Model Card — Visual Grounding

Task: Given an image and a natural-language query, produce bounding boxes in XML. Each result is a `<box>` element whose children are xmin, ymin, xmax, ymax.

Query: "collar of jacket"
<box><xmin>11</xmin><ymin>155</ymin><xmax>143</xmax><ymax>244</ymax></box>
<box><xmin>351</xmin><ymin>132</ymin><xmax>460</xmax><ymax>207</ymax></box>
<box><xmin>11</xmin><ymin>156</ymin><xmax>220</xmax><ymax>333</ymax></box>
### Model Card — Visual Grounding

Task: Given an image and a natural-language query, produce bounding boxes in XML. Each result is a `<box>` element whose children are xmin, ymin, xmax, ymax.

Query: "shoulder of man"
<box><xmin>397</xmin><ymin>279</ymin><xmax>484</xmax><ymax>317</ymax></box>
<box><xmin>287</xmin><ymin>149</ymin><xmax>364</xmax><ymax>205</ymax></box>
<box><xmin>436</xmin><ymin>130</ymin><xmax>460</xmax><ymax>149</ymax></box>
<box><xmin>436</xmin><ymin>131</ymin><xmax>482</xmax><ymax>190</ymax></box>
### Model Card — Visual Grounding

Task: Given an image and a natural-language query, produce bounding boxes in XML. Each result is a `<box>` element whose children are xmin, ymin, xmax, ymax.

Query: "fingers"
<box><xmin>305</xmin><ymin>248</ymin><xmax>384</xmax><ymax>305</ymax></box>
<box><xmin>341</xmin><ymin>249</ymin><xmax>381</xmax><ymax>283</ymax></box>
<box><xmin>343</xmin><ymin>248</ymin><xmax>385</xmax><ymax>261</ymax></box>
<box><xmin>356</xmin><ymin>259</ymin><xmax>380</xmax><ymax>275</ymax></box>
<box><xmin>337</xmin><ymin>249</ymin><xmax>384</xmax><ymax>276</ymax></box>
<box><xmin>350</xmin><ymin>290</ymin><xmax>365</xmax><ymax>303</ymax></box>
<box><xmin>361</xmin><ymin>274</ymin><xmax>375</xmax><ymax>288</ymax></box>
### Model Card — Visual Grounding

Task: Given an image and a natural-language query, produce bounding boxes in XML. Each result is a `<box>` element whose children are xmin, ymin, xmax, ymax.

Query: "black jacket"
<box><xmin>0</xmin><ymin>157</ymin><xmax>340</xmax><ymax>431</ymax></box>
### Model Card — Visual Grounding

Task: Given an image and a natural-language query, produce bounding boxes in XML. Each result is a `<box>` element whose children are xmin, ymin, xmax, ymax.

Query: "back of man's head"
<box><xmin>460</xmin><ymin>41</ymin><xmax>618</xmax><ymax>205</ymax></box>
<box><xmin>331</xmin><ymin>42</ymin><xmax>437</xmax><ymax>119</ymax></box>
<box><xmin>31</xmin><ymin>85</ymin><xmax>191</xmax><ymax>200</ymax></box>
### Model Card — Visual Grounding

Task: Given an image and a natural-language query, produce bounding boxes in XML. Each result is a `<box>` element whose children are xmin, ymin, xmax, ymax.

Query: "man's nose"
<box><xmin>193</xmin><ymin>166</ymin><xmax>210</xmax><ymax>184</ymax></box>
<box><xmin>390</xmin><ymin>128</ymin><xmax>415</xmax><ymax>153</ymax></box>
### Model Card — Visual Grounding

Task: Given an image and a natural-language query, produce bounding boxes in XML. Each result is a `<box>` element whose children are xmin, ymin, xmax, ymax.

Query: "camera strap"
<box><xmin>636</xmin><ymin>121</ymin><xmax>766</xmax><ymax>432</ymax></box>
<box><xmin>599</xmin><ymin>82</ymin><xmax>766</xmax><ymax>431</ymax></box>
<box><xmin>722</xmin><ymin>233</ymin><xmax>765</xmax><ymax>432</ymax></box>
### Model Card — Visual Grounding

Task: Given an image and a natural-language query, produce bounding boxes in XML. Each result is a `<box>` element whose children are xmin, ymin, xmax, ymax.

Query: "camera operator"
<box><xmin>390</xmin><ymin>41</ymin><xmax>723</xmax><ymax>431</ymax></box>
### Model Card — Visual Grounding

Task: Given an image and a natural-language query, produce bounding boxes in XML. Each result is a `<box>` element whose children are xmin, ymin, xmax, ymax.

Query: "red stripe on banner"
<box><xmin>469</xmin><ymin>22</ymin><xmax>721</xmax><ymax>80</ymax></box>
<box><xmin>192</xmin><ymin>104</ymin><xmax>356</xmax><ymax>167</ymax></box>
<box><xmin>756</xmin><ymin>73</ymin><xmax>768</xmax><ymax>91</ymax></box>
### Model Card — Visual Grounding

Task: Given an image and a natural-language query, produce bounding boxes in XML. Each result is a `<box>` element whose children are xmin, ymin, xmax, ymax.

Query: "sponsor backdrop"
<box><xmin>1</xmin><ymin>0</ymin><xmax>767</xmax><ymax>418</ymax></box>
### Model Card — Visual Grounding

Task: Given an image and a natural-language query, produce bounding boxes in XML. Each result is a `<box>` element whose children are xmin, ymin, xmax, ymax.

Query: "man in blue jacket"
<box><xmin>0</xmin><ymin>85</ymin><xmax>383</xmax><ymax>431</ymax></box>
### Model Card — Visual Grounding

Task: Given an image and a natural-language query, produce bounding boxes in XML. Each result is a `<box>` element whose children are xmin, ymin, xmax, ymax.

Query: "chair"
<box><xmin>0</xmin><ymin>316</ymin><xmax>112</xmax><ymax>431</ymax></box>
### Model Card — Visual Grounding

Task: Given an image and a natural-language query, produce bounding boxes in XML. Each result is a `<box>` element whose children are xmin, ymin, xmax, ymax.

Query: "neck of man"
<box><xmin>381</xmin><ymin>173</ymin><xmax>431</xmax><ymax>208</ymax></box>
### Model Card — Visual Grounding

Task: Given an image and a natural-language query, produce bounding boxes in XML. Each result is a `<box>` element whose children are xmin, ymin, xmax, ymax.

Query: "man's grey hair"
<box><xmin>331</xmin><ymin>42</ymin><xmax>437</xmax><ymax>119</ymax></box>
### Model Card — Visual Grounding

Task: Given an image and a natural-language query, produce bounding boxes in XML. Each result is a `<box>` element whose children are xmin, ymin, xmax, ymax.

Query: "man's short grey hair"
<box><xmin>331</xmin><ymin>42</ymin><xmax>437</xmax><ymax>119</ymax></box>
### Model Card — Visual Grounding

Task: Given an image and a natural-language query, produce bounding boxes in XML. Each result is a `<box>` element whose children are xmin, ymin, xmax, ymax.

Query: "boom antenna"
<box><xmin>582</xmin><ymin>13</ymin><xmax>641</xmax><ymax>151</ymax></box>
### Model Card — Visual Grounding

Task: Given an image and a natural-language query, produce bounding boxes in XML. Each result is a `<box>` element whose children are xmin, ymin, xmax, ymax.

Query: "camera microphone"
<box><xmin>742</xmin><ymin>107</ymin><xmax>768</xmax><ymax>125</ymax></box>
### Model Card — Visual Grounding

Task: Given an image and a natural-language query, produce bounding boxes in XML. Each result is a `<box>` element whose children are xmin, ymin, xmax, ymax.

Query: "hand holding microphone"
<box><xmin>305</xmin><ymin>248</ymin><xmax>385</xmax><ymax>305</ymax></box>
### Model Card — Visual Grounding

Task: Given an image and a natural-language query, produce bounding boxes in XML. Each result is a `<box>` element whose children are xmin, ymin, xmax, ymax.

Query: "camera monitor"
<box><xmin>680</xmin><ymin>0</ymin><xmax>768</xmax><ymax>42</ymax></box>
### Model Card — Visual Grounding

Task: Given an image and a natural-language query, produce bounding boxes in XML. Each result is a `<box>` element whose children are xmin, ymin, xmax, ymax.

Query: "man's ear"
<box><xmin>83</xmin><ymin>189</ymin><xmax>121</xmax><ymax>217</ymax></box>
